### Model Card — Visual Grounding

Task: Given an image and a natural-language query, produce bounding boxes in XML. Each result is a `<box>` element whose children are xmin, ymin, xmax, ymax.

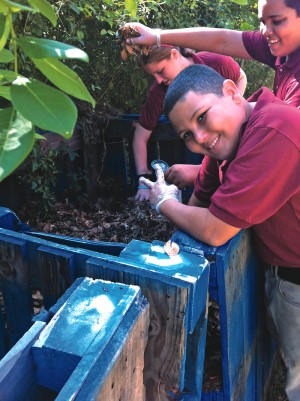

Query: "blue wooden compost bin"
<box><xmin>0</xmin><ymin>207</ymin><xmax>274</xmax><ymax>401</ymax></box>
<box><xmin>103</xmin><ymin>114</ymin><xmax>203</xmax><ymax>185</ymax></box>
<box><xmin>0</xmin><ymin>276</ymin><xmax>149</xmax><ymax>401</ymax></box>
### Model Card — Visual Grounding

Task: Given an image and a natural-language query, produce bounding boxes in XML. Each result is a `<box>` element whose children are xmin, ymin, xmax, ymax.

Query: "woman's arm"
<box><xmin>125</xmin><ymin>23</ymin><xmax>252</xmax><ymax>60</ymax></box>
<box><xmin>132</xmin><ymin>123</ymin><xmax>153</xmax><ymax>201</ymax></box>
<box><xmin>132</xmin><ymin>123</ymin><xmax>152</xmax><ymax>175</ymax></box>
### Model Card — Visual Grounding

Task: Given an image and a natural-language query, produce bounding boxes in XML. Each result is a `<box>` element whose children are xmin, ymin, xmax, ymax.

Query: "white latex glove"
<box><xmin>139</xmin><ymin>164</ymin><xmax>181</xmax><ymax>213</ymax></box>
<box><xmin>123</xmin><ymin>23</ymin><xmax>159</xmax><ymax>47</ymax></box>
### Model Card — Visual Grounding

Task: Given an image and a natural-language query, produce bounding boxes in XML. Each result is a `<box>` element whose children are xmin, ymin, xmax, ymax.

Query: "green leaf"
<box><xmin>16</xmin><ymin>37</ymin><xmax>89</xmax><ymax>62</ymax></box>
<box><xmin>0</xmin><ymin>86</ymin><xmax>11</xmax><ymax>100</ymax></box>
<box><xmin>0</xmin><ymin>107</ymin><xmax>35</xmax><ymax>181</ymax></box>
<box><xmin>0</xmin><ymin>14</ymin><xmax>11</xmax><ymax>52</ymax></box>
<box><xmin>240</xmin><ymin>22</ymin><xmax>255</xmax><ymax>30</ymax></box>
<box><xmin>0</xmin><ymin>49</ymin><xmax>14</xmax><ymax>63</ymax></box>
<box><xmin>34</xmin><ymin>132</ymin><xmax>45</xmax><ymax>140</ymax></box>
<box><xmin>11</xmin><ymin>77</ymin><xmax>77</xmax><ymax>138</ymax></box>
<box><xmin>27</xmin><ymin>0</ymin><xmax>57</xmax><ymax>27</ymax></box>
<box><xmin>230</xmin><ymin>0</ymin><xmax>248</xmax><ymax>5</ymax></box>
<box><xmin>0</xmin><ymin>69</ymin><xmax>18</xmax><ymax>85</ymax></box>
<box><xmin>32</xmin><ymin>57</ymin><xmax>95</xmax><ymax>107</ymax></box>
<box><xmin>1</xmin><ymin>0</ymin><xmax>35</xmax><ymax>13</ymax></box>
<box><xmin>125</xmin><ymin>0</ymin><xmax>138</xmax><ymax>17</ymax></box>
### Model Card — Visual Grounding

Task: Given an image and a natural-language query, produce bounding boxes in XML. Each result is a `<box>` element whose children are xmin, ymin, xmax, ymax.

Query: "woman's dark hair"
<box><xmin>164</xmin><ymin>64</ymin><xmax>225</xmax><ymax>117</ymax></box>
<box><xmin>285</xmin><ymin>0</ymin><xmax>300</xmax><ymax>16</ymax></box>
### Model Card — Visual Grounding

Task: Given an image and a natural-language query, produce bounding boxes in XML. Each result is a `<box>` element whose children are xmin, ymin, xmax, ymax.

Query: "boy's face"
<box><xmin>258</xmin><ymin>0</ymin><xmax>300</xmax><ymax>56</ymax></box>
<box><xmin>169</xmin><ymin>85</ymin><xmax>249</xmax><ymax>161</ymax></box>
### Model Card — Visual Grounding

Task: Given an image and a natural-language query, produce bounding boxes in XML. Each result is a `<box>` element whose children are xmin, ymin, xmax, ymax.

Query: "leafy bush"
<box><xmin>0</xmin><ymin>0</ymin><xmax>94</xmax><ymax>182</ymax></box>
<box><xmin>0</xmin><ymin>0</ymin><xmax>275</xmax><ymax>186</ymax></box>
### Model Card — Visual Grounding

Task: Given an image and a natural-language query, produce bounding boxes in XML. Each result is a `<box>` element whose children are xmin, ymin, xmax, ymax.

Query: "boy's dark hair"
<box><xmin>285</xmin><ymin>0</ymin><xmax>300</xmax><ymax>16</ymax></box>
<box><xmin>164</xmin><ymin>64</ymin><xmax>225</xmax><ymax>117</ymax></box>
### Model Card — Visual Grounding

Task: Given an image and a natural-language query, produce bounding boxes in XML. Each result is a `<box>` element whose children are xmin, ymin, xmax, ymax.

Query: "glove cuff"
<box><xmin>156</xmin><ymin>195</ymin><xmax>179</xmax><ymax>214</ymax></box>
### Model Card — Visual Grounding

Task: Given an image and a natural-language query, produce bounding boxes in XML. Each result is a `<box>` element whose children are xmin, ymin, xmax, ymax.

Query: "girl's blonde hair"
<box><xmin>137</xmin><ymin>45</ymin><xmax>195</xmax><ymax>68</ymax></box>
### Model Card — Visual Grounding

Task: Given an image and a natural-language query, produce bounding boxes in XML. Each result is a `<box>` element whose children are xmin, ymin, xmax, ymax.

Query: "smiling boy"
<box><xmin>140</xmin><ymin>64</ymin><xmax>300</xmax><ymax>400</ymax></box>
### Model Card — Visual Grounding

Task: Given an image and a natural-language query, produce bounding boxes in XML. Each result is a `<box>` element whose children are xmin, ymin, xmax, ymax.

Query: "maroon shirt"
<box><xmin>242</xmin><ymin>31</ymin><xmax>300</xmax><ymax>108</ymax></box>
<box><xmin>194</xmin><ymin>87</ymin><xmax>300</xmax><ymax>266</ymax></box>
<box><xmin>139</xmin><ymin>52</ymin><xmax>241</xmax><ymax>130</ymax></box>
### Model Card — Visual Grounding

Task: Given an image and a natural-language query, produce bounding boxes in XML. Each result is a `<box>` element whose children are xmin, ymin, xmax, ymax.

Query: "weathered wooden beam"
<box><xmin>32</xmin><ymin>277</ymin><xmax>149</xmax><ymax>401</ymax></box>
<box><xmin>0</xmin><ymin>321</ymin><xmax>46</xmax><ymax>401</ymax></box>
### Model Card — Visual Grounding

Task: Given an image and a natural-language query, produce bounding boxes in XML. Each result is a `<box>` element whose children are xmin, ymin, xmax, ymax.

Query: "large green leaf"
<box><xmin>0</xmin><ymin>107</ymin><xmax>35</xmax><ymax>181</ymax></box>
<box><xmin>16</xmin><ymin>37</ymin><xmax>89</xmax><ymax>62</ymax></box>
<box><xmin>0</xmin><ymin>14</ymin><xmax>10</xmax><ymax>52</ymax></box>
<box><xmin>11</xmin><ymin>77</ymin><xmax>77</xmax><ymax>138</ymax></box>
<box><xmin>1</xmin><ymin>0</ymin><xmax>35</xmax><ymax>13</ymax></box>
<box><xmin>125</xmin><ymin>0</ymin><xmax>138</xmax><ymax>17</ymax></box>
<box><xmin>0</xmin><ymin>49</ymin><xmax>14</xmax><ymax>63</ymax></box>
<box><xmin>0</xmin><ymin>86</ymin><xmax>11</xmax><ymax>100</ymax></box>
<box><xmin>27</xmin><ymin>0</ymin><xmax>57</xmax><ymax>27</ymax></box>
<box><xmin>32</xmin><ymin>57</ymin><xmax>95</xmax><ymax>106</ymax></box>
<box><xmin>231</xmin><ymin>0</ymin><xmax>248</xmax><ymax>5</ymax></box>
<box><xmin>0</xmin><ymin>69</ymin><xmax>18</xmax><ymax>85</ymax></box>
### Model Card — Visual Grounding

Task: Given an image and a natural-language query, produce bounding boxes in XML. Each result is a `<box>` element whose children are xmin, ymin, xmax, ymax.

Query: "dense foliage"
<box><xmin>0</xmin><ymin>0</ymin><xmax>274</xmax><ymax>183</ymax></box>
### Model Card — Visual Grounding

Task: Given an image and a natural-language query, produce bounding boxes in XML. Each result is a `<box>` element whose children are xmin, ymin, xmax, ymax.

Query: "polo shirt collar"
<box><xmin>275</xmin><ymin>46</ymin><xmax>300</xmax><ymax>69</ymax></box>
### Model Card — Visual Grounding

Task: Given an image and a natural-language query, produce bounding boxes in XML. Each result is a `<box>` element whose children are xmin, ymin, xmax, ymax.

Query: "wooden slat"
<box><xmin>0</xmin><ymin>236</ymin><xmax>32</xmax><ymax>349</ymax></box>
<box><xmin>84</xmin><ymin>238</ymin><xmax>209</xmax><ymax>400</ymax></box>
<box><xmin>0</xmin><ymin>321</ymin><xmax>46</xmax><ymax>401</ymax></box>
<box><xmin>33</xmin><ymin>246</ymin><xmax>76</xmax><ymax>310</ymax></box>
<box><xmin>171</xmin><ymin>229</ymin><xmax>275</xmax><ymax>401</ymax></box>
<box><xmin>33</xmin><ymin>277</ymin><xmax>149</xmax><ymax>401</ymax></box>
<box><xmin>57</xmin><ymin>286</ymin><xmax>149</xmax><ymax>401</ymax></box>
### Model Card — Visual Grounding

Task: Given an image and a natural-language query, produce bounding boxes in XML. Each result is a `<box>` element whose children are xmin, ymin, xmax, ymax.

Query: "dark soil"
<box><xmin>18</xmin><ymin>195</ymin><xmax>288</xmax><ymax>400</ymax></box>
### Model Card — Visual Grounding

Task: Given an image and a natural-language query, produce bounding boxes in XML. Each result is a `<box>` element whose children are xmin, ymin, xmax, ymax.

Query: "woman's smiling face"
<box><xmin>258</xmin><ymin>0</ymin><xmax>300</xmax><ymax>57</ymax></box>
<box><xmin>169</xmin><ymin>85</ymin><xmax>248</xmax><ymax>161</ymax></box>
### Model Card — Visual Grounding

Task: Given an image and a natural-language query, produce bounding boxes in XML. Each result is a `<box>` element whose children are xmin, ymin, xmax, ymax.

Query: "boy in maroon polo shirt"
<box><xmin>124</xmin><ymin>0</ymin><xmax>300</xmax><ymax>108</ymax></box>
<box><xmin>140</xmin><ymin>64</ymin><xmax>300</xmax><ymax>401</ymax></box>
<box><xmin>132</xmin><ymin>46</ymin><xmax>247</xmax><ymax>201</ymax></box>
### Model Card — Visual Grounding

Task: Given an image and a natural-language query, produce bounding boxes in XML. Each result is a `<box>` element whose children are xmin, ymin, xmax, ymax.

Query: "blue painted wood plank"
<box><xmin>0</xmin><ymin>321</ymin><xmax>46</xmax><ymax>401</ymax></box>
<box><xmin>169</xmin><ymin>229</ymin><xmax>273</xmax><ymax>401</ymax></box>
<box><xmin>26</xmin><ymin>231</ymin><xmax>126</xmax><ymax>256</ymax></box>
<box><xmin>0</xmin><ymin>207</ymin><xmax>31</xmax><ymax>232</ymax></box>
<box><xmin>32</xmin><ymin>277</ymin><xmax>144</xmax><ymax>392</ymax></box>
<box><xmin>121</xmin><ymin>239</ymin><xmax>209</xmax><ymax>333</ymax></box>
<box><xmin>0</xmin><ymin>302</ymin><xmax>7</xmax><ymax>359</ymax></box>
<box><xmin>85</xmin><ymin>257</ymin><xmax>193</xmax><ymax>395</ymax></box>
<box><xmin>34</xmin><ymin>245</ymin><xmax>76</xmax><ymax>309</ymax></box>
<box><xmin>0</xmin><ymin>235</ymin><xmax>33</xmax><ymax>348</ymax></box>
<box><xmin>85</xmin><ymin>240</ymin><xmax>209</xmax><ymax>398</ymax></box>
<box><xmin>56</xmin><ymin>289</ymin><xmax>149</xmax><ymax>401</ymax></box>
<box><xmin>215</xmin><ymin>230</ymin><xmax>260</xmax><ymax>401</ymax></box>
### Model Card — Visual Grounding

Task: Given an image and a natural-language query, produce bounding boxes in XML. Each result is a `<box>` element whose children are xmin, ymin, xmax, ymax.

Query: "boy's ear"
<box><xmin>222</xmin><ymin>79</ymin><xmax>239</xmax><ymax>97</ymax></box>
<box><xmin>171</xmin><ymin>48</ymin><xmax>179</xmax><ymax>60</ymax></box>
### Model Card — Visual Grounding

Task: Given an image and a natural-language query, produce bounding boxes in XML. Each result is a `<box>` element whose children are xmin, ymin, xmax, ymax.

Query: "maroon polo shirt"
<box><xmin>194</xmin><ymin>87</ymin><xmax>300</xmax><ymax>266</ymax></box>
<box><xmin>139</xmin><ymin>52</ymin><xmax>241</xmax><ymax>131</ymax></box>
<box><xmin>242</xmin><ymin>30</ymin><xmax>300</xmax><ymax>108</ymax></box>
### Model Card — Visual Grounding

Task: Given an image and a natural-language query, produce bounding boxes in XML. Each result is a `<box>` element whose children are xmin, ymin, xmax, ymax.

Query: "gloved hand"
<box><xmin>139</xmin><ymin>164</ymin><xmax>181</xmax><ymax>213</ymax></box>
<box><xmin>122</xmin><ymin>23</ymin><xmax>159</xmax><ymax>47</ymax></box>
